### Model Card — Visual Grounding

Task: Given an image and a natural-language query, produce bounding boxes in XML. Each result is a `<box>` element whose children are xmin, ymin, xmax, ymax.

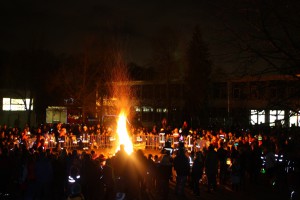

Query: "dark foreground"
<box><xmin>0</xmin><ymin>173</ymin><xmax>297</xmax><ymax>200</ymax></box>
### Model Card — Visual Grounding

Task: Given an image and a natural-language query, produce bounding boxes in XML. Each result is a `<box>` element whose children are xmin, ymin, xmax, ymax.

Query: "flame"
<box><xmin>115</xmin><ymin>111</ymin><xmax>133</xmax><ymax>155</ymax></box>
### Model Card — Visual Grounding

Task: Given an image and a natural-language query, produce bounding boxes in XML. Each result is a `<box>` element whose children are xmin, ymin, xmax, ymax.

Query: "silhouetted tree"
<box><xmin>185</xmin><ymin>26</ymin><xmax>212</xmax><ymax>127</ymax></box>
<box><xmin>218</xmin><ymin>0</ymin><xmax>300</xmax><ymax>117</ymax></box>
<box><xmin>215</xmin><ymin>0</ymin><xmax>300</xmax><ymax>76</ymax></box>
<box><xmin>48</xmin><ymin>36</ymin><xmax>108</xmax><ymax>124</ymax></box>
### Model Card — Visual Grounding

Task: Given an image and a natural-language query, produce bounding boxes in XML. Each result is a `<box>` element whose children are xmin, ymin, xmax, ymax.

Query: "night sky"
<box><xmin>1</xmin><ymin>1</ymin><xmax>299</xmax><ymax>74</ymax></box>
<box><xmin>0</xmin><ymin>1</ymin><xmax>231</xmax><ymax>67</ymax></box>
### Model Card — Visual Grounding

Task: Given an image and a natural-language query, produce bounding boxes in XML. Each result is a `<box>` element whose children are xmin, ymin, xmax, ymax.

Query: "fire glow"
<box><xmin>115</xmin><ymin>111</ymin><xmax>133</xmax><ymax>155</ymax></box>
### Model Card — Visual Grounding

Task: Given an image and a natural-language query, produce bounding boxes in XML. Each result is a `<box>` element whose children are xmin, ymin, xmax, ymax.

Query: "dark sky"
<box><xmin>5</xmin><ymin>0</ymin><xmax>290</xmax><ymax>75</ymax></box>
<box><xmin>1</xmin><ymin>1</ymin><xmax>229</xmax><ymax>64</ymax></box>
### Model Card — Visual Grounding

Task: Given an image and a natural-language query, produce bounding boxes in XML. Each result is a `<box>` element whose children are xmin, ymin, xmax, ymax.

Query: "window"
<box><xmin>250</xmin><ymin>110</ymin><xmax>265</xmax><ymax>125</ymax></box>
<box><xmin>213</xmin><ymin>83</ymin><xmax>227</xmax><ymax>99</ymax></box>
<box><xmin>269</xmin><ymin>81</ymin><xmax>283</xmax><ymax>98</ymax></box>
<box><xmin>142</xmin><ymin>85</ymin><xmax>152</xmax><ymax>99</ymax></box>
<box><xmin>270</xmin><ymin>110</ymin><xmax>285</xmax><ymax>126</ymax></box>
<box><xmin>142</xmin><ymin>106</ymin><xmax>153</xmax><ymax>112</ymax></box>
<box><xmin>135</xmin><ymin>106</ymin><xmax>141</xmax><ymax>112</ymax></box>
<box><xmin>170</xmin><ymin>84</ymin><xmax>182</xmax><ymax>98</ymax></box>
<box><xmin>2</xmin><ymin>98</ymin><xmax>33</xmax><ymax>111</ymax></box>
<box><xmin>233</xmin><ymin>88</ymin><xmax>240</xmax><ymax>99</ymax></box>
<box><xmin>157</xmin><ymin>85</ymin><xmax>166</xmax><ymax>99</ymax></box>
<box><xmin>132</xmin><ymin>85</ymin><xmax>141</xmax><ymax>98</ymax></box>
<box><xmin>250</xmin><ymin>83</ymin><xmax>259</xmax><ymax>99</ymax></box>
<box><xmin>233</xmin><ymin>83</ymin><xmax>246</xmax><ymax>99</ymax></box>
<box><xmin>289</xmin><ymin>111</ymin><xmax>299</xmax><ymax>127</ymax></box>
<box><xmin>156</xmin><ymin>108</ymin><xmax>168</xmax><ymax>113</ymax></box>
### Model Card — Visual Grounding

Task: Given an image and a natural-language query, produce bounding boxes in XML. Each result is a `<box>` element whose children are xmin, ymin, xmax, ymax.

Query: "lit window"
<box><xmin>2</xmin><ymin>98</ymin><xmax>33</xmax><ymax>111</ymax></box>
<box><xmin>143</xmin><ymin>107</ymin><xmax>150</xmax><ymax>112</ymax></box>
<box><xmin>270</xmin><ymin>110</ymin><xmax>285</xmax><ymax>126</ymax></box>
<box><xmin>135</xmin><ymin>107</ymin><xmax>141</xmax><ymax>112</ymax></box>
<box><xmin>251</xmin><ymin>110</ymin><xmax>257</xmax><ymax>125</ymax></box>
<box><xmin>290</xmin><ymin>111</ymin><xmax>299</xmax><ymax>127</ymax></box>
<box><xmin>142</xmin><ymin>106</ymin><xmax>154</xmax><ymax>112</ymax></box>
<box><xmin>3</xmin><ymin>98</ymin><xmax>11</xmax><ymax>110</ymax></box>
<box><xmin>250</xmin><ymin>110</ymin><xmax>265</xmax><ymax>125</ymax></box>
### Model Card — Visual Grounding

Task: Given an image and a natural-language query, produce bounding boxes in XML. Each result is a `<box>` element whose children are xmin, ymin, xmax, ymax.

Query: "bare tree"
<box><xmin>214</xmin><ymin>0</ymin><xmax>300</xmax><ymax>76</ymax></box>
<box><xmin>54</xmin><ymin>38</ymin><xmax>105</xmax><ymax>124</ymax></box>
<box><xmin>207</xmin><ymin>0</ymin><xmax>300</xmax><ymax>121</ymax></box>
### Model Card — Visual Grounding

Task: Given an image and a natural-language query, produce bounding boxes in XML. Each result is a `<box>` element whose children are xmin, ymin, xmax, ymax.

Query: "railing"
<box><xmin>20</xmin><ymin>133</ymin><xmax>198</xmax><ymax>152</ymax></box>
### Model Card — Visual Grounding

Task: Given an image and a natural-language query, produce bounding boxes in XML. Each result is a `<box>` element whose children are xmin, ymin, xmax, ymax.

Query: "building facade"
<box><xmin>0</xmin><ymin>89</ymin><xmax>36</xmax><ymax>128</ymax></box>
<box><xmin>1</xmin><ymin>75</ymin><xmax>299</xmax><ymax>129</ymax></box>
<box><xmin>210</xmin><ymin>74</ymin><xmax>300</xmax><ymax>128</ymax></box>
<box><xmin>96</xmin><ymin>74</ymin><xmax>300</xmax><ymax>129</ymax></box>
<box><xmin>96</xmin><ymin>80</ymin><xmax>186</xmax><ymax>128</ymax></box>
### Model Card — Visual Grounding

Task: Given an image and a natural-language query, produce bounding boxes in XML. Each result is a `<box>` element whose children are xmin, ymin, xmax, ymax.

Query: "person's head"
<box><xmin>196</xmin><ymin>151</ymin><xmax>203</xmax><ymax>160</ymax></box>
<box><xmin>196</xmin><ymin>151</ymin><xmax>202</xmax><ymax>158</ymax></box>
<box><xmin>60</xmin><ymin>148</ymin><xmax>67</xmax><ymax>157</ymax></box>
<box><xmin>106</xmin><ymin>158</ymin><xmax>111</xmax><ymax>166</ymax></box>
<box><xmin>161</xmin><ymin>154</ymin><xmax>171</xmax><ymax>165</ymax></box>
<box><xmin>72</xmin><ymin>149</ymin><xmax>78</xmax><ymax>158</ymax></box>
<box><xmin>178</xmin><ymin>148</ymin><xmax>185</xmax><ymax>156</ymax></box>
<box><xmin>56</xmin><ymin>122</ymin><xmax>62</xmax><ymax>129</ymax></box>
<box><xmin>83</xmin><ymin>126</ymin><xmax>88</xmax><ymax>131</ymax></box>
<box><xmin>70</xmin><ymin>166</ymin><xmax>80</xmax><ymax>177</ymax></box>
<box><xmin>61</xmin><ymin>128</ymin><xmax>67</xmax><ymax>135</ymax></box>
<box><xmin>208</xmin><ymin>144</ymin><xmax>215</xmax><ymax>151</ymax></box>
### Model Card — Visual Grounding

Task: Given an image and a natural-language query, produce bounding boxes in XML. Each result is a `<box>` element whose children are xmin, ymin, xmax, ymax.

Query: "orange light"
<box><xmin>115</xmin><ymin>111</ymin><xmax>133</xmax><ymax>155</ymax></box>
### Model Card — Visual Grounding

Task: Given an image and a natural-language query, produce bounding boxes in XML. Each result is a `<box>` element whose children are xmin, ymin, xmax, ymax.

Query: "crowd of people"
<box><xmin>0</xmin><ymin>121</ymin><xmax>299</xmax><ymax>199</ymax></box>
